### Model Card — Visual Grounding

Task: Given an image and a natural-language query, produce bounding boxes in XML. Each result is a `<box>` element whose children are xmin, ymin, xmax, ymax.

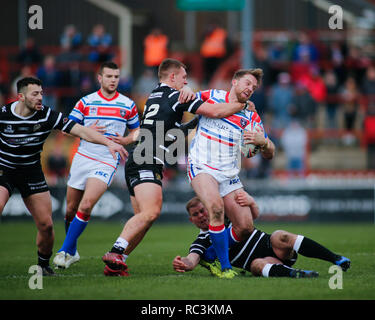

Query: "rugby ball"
<box><xmin>240</xmin><ymin>122</ymin><xmax>262</xmax><ymax>158</ymax></box>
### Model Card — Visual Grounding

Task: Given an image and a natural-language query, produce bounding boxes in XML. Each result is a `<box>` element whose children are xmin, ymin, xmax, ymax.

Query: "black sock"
<box><xmin>268</xmin><ymin>264</ymin><xmax>294</xmax><ymax>277</ymax></box>
<box><xmin>37</xmin><ymin>251</ymin><xmax>52</xmax><ymax>267</ymax></box>
<box><xmin>297</xmin><ymin>237</ymin><xmax>340</xmax><ymax>263</ymax></box>
<box><xmin>110</xmin><ymin>246</ymin><xmax>124</xmax><ymax>254</ymax></box>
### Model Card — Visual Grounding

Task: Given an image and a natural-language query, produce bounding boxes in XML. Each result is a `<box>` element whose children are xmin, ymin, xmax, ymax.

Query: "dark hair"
<box><xmin>99</xmin><ymin>61</ymin><xmax>119</xmax><ymax>74</ymax></box>
<box><xmin>158</xmin><ymin>58</ymin><xmax>186</xmax><ymax>80</ymax></box>
<box><xmin>16</xmin><ymin>77</ymin><xmax>42</xmax><ymax>93</ymax></box>
<box><xmin>232</xmin><ymin>68</ymin><xmax>263</xmax><ymax>88</ymax></box>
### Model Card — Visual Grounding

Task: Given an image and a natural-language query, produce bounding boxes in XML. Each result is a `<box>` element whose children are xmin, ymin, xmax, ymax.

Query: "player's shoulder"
<box><xmin>116</xmin><ymin>92</ymin><xmax>136</xmax><ymax>108</ymax></box>
<box><xmin>148</xmin><ymin>83</ymin><xmax>178</xmax><ymax>101</ymax></box>
<box><xmin>79</xmin><ymin>91</ymin><xmax>97</xmax><ymax>105</ymax></box>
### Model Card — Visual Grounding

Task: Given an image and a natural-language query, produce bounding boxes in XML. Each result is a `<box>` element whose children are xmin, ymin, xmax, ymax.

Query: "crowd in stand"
<box><xmin>1</xmin><ymin>24</ymin><xmax>374</xmax><ymax>182</ymax></box>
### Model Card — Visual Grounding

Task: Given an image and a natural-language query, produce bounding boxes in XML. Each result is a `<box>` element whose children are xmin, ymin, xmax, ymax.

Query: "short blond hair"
<box><xmin>158</xmin><ymin>58</ymin><xmax>187</xmax><ymax>81</ymax></box>
<box><xmin>186</xmin><ymin>196</ymin><xmax>202</xmax><ymax>216</ymax></box>
<box><xmin>233</xmin><ymin>68</ymin><xmax>263</xmax><ymax>87</ymax></box>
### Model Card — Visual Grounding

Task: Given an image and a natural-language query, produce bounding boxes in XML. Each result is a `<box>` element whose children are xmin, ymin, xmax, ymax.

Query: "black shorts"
<box><xmin>125</xmin><ymin>165</ymin><xmax>163</xmax><ymax>197</ymax></box>
<box><xmin>0</xmin><ymin>166</ymin><xmax>49</xmax><ymax>198</ymax></box>
<box><xmin>250</xmin><ymin>233</ymin><xmax>298</xmax><ymax>268</ymax></box>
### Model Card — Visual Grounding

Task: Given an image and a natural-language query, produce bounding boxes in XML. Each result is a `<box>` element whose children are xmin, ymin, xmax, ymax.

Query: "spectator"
<box><xmin>60</xmin><ymin>24</ymin><xmax>82</xmax><ymax>49</ymax></box>
<box><xmin>280</xmin><ymin>119</ymin><xmax>308</xmax><ymax>177</ymax></box>
<box><xmin>87</xmin><ymin>24</ymin><xmax>113</xmax><ymax>62</ymax></box>
<box><xmin>292</xmin><ymin>33</ymin><xmax>318</xmax><ymax>63</ymax></box>
<box><xmin>200</xmin><ymin>22</ymin><xmax>228</xmax><ymax>85</ymax></box>
<box><xmin>324</xmin><ymin>70</ymin><xmax>340</xmax><ymax>129</ymax></box>
<box><xmin>268</xmin><ymin>72</ymin><xmax>294</xmax><ymax>129</ymax></box>
<box><xmin>36</xmin><ymin>55</ymin><xmax>61</xmax><ymax>110</ymax></box>
<box><xmin>16</xmin><ymin>37</ymin><xmax>42</xmax><ymax>65</ymax></box>
<box><xmin>290</xmin><ymin>82</ymin><xmax>317</xmax><ymax>128</ymax></box>
<box><xmin>143</xmin><ymin>28</ymin><xmax>169</xmax><ymax>74</ymax></box>
<box><xmin>339</xmin><ymin>76</ymin><xmax>361</xmax><ymax>132</ymax></box>
<box><xmin>362</xmin><ymin>66</ymin><xmax>375</xmax><ymax>169</ymax></box>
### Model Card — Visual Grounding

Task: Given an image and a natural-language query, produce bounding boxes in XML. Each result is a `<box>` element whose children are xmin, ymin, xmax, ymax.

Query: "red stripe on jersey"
<box><xmin>200</xmin><ymin>132</ymin><xmax>235</xmax><ymax>146</ymax></box>
<box><xmin>75</xmin><ymin>101</ymin><xmax>85</xmax><ymax>113</ymax></box>
<box><xmin>225</xmin><ymin>114</ymin><xmax>250</xmax><ymax>129</ymax></box>
<box><xmin>97</xmin><ymin>90</ymin><xmax>119</xmax><ymax>101</ymax></box>
<box><xmin>200</xmin><ymin>90</ymin><xmax>211</xmax><ymax>102</ymax></box>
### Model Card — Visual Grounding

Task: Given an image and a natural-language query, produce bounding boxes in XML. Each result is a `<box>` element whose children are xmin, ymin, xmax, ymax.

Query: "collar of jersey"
<box><xmin>97</xmin><ymin>89</ymin><xmax>119</xmax><ymax>101</ymax></box>
<box><xmin>11</xmin><ymin>101</ymin><xmax>37</xmax><ymax>119</ymax></box>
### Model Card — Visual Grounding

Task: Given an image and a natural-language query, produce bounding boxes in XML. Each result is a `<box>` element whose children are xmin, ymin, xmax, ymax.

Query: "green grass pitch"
<box><xmin>0</xmin><ymin>221</ymin><xmax>374</xmax><ymax>300</ymax></box>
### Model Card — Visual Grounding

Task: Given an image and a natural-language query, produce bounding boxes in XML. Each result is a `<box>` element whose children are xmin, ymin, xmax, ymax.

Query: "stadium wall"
<box><xmin>2</xmin><ymin>180</ymin><xmax>374</xmax><ymax>223</ymax></box>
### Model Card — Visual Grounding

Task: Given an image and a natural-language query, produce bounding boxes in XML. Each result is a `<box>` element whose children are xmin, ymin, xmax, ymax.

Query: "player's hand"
<box><xmin>179</xmin><ymin>86</ymin><xmax>196</xmax><ymax>103</ymax></box>
<box><xmin>107</xmin><ymin>141</ymin><xmax>128</xmax><ymax>160</ymax></box>
<box><xmin>243</xmin><ymin>127</ymin><xmax>266</xmax><ymax>146</ymax></box>
<box><xmin>235</xmin><ymin>190</ymin><xmax>254</xmax><ymax>207</ymax></box>
<box><xmin>172</xmin><ymin>256</ymin><xmax>189</xmax><ymax>273</ymax></box>
<box><xmin>89</xmin><ymin>120</ymin><xmax>106</xmax><ymax>134</ymax></box>
<box><xmin>112</xmin><ymin>132</ymin><xmax>126</xmax><ymax>145</ymax></box>
<box><xmin>245</xmin><ymin>101</ymin><xmax>257</xmax><ymax>112</ymax></box>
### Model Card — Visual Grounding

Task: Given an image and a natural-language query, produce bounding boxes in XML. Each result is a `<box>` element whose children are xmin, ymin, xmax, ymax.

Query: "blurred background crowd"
<box><xmin>1</xmin><ymin>0</ymin><xmax>375</xmax><ymax>188</ymax></box>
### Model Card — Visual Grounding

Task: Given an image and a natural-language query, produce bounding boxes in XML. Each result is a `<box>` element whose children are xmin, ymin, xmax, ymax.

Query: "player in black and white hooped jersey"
<box><xmin>0</xmin><ymin>77</ymin><xmax>127</xmax><ymax>276</ymax></box>
<box><xmin>102</xmin><ymin>58</ymin><xmax>249</xmax><ymax>276</ymax></box>
<box><xmin>172</xmin><ymin>195</ymin><xmax>351</xmax><ymax>278</ymax></box>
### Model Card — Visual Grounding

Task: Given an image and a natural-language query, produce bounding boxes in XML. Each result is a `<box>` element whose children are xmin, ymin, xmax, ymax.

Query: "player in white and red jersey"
<box><xmin>54</xmin><ymin>62</ymin><xmax>140</xmax><ymax>269</ymax></box>
<box><xmin>187</xmin><ymin>69</ymin><xmax>275</xmax><ymax>278</ymax></box>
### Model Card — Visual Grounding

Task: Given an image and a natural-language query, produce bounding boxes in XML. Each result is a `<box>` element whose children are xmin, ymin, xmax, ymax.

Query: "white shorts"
<box><xmin>67</xmin><ymin>152</ymin><xmax>119</xmax><ymax>190</ymax></box>
<box><xmin>187</xmin><ymin>162</ymin><xmax>243</xmax><ymax>197</ymax></box>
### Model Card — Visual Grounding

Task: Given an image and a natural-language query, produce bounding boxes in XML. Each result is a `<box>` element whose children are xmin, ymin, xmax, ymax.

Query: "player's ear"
<box><xmin>17</xmin><ymin>92</ymin><xmax>25</xmax><ymax>102</ymax></box>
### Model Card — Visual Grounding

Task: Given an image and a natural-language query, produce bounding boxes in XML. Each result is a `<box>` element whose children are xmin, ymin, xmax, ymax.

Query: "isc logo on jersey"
<box><xmin>95</xmin><ymin>171</ymin><xmax>108</xmax><ymax>178</ymax></box>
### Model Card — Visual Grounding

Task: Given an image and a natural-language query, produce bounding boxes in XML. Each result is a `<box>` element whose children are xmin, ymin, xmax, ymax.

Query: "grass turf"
<box><xmin>0</xmin><ymin>221</ymin><xmax>374</xmax><ymax>300</ymax></box>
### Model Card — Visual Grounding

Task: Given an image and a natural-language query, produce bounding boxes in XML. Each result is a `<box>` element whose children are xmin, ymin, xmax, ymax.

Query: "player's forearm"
<box><xmin>70</xmin><ymin>124</ymin><xmax>111</xmax><ymax>147</ymax></box>
<box><xmin>183</xmin><ymin>254</ymin><xmax>200</xmax><ymax>271</ymax></box>
<box><xmin>198</xmin><ymin>102</ymin><xmax>245</xmax><ymax>118</ymax></box>
<box><xmin>121</xmin><ymin>128</ymin><xmax>140</xmax><ymax>146</ymax></box>
<box><xmin>260</xmin><ymin>138</ymin><xmax>275</xmax><ymax>159</ymax></box>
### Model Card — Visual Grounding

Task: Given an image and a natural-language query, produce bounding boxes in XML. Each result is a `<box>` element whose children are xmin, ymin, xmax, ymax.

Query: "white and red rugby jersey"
<box><xmin>69</xmin><ymin>90</ymin><xmax>139</xmax><ymax>166</ymax></box>
<box><xmin>188</xmin><ymin>89</ymin><xmax>267</xmax><ymax>176</ymax></box>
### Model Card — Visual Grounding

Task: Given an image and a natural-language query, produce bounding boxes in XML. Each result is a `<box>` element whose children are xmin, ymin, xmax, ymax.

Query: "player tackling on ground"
<box><xmin>53</xmin><ymin>62</ymin><xmax>140</xmax><ymax>269</ymax></box>
<box><xmin>173</xmin><ymin>195</ymin><xmax>351</xmax><ymax>277</ymax></box>
<box><xmin>0</xmin><ymin>77</ymin><xmax>127</xmax><ymax>275</ymax></box>
<box><xmin>101</xmin><ymin>58</ymin><xmax>250</xmax><ymax>276</ymax></box>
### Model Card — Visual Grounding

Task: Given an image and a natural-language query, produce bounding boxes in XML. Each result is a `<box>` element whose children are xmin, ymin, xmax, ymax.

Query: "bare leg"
<box><xmin>23</xmin><ymin>191</ymin><xmax>54</xmax><ymax>255</ymax></box>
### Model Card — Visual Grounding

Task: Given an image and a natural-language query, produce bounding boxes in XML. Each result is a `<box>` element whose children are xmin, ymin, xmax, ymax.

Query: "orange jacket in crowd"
<box><xmin>144</xmin><ymin>33</ymin><xmax>169</xmax><ymax>67</ymax></box>
<box><xmin>200</xmin><ymin>27</ymin><xmax>227</xmax><ymax>58</ymax></box>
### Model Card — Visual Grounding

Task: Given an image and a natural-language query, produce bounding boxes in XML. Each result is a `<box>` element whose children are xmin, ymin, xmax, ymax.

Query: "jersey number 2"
<box><xmin>143</xmin><ymin>104</ymin><xmax>160</xmax><ymax>125</ymax></box>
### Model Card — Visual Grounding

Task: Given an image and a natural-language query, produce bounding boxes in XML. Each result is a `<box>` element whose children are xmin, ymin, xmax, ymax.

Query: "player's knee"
<box><xmin>38</xmin><ymin>219</ymin><xmax>54</xmax><ymax>235</ymax></box>
<box><xmin>272</xmin><ymin>230</ymin><xmax>292</xmax><ymax>246</ymax></box>
<box><xmin>250</xmin><ymin>259</ymin><xmax>265</xmax><ymax>276</ymax></box>
<box><xmin>144</xmin><ymin>209</ymin><xmax>161</xmax><ymax>224</ymax></box>
<box><xmin>78</xmin><ymin>198</ymin><xmax>95</xmax><ymax>215</ymax></box>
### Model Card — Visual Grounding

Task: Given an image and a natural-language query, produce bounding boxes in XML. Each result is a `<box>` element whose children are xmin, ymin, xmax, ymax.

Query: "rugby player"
<box><xmin>0</xmin><ymin>77</ymin><xmax>127</xmax><ymax>276</ymax></box>
<box><xmin>187</xmin><ymin>69</ymin><xmax>275</xmax><ymax>278</ymax></box>
<box><xmin>101</xmin><ymin>58</ymin><xmax>249</xmax><ymax>276</ymax></box>
<box><xmin>172</xmin><ymin>195</ymin><xmax>351</xmax><ymax>278</ymax></box>
<box><xmin>53</xmin><ymin>62</ymin><xmax>140</xmax><ymax>269</ymax></box>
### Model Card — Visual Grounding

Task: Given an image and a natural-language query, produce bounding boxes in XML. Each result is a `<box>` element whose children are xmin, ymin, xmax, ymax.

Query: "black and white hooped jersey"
<box><xmin>0</xmin><ymin>101</ymin><xmax>76</xmax><ymax>170</ymax></box>
<box><xmin>189</xmin><ymin>228</ymin><xmax>270</xmax><ymax>272</ymax></box>
<box><xmin>126</xmin><ymin>83</ymin><xmax>204</xmax><ymax>170</ymax></box>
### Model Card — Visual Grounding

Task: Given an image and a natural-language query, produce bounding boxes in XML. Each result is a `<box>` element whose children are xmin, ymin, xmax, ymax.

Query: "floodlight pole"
<box><xmin>241</xmin><ymin>0</ymin><xmax>254</xmax><ymax>68</ymax></box>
